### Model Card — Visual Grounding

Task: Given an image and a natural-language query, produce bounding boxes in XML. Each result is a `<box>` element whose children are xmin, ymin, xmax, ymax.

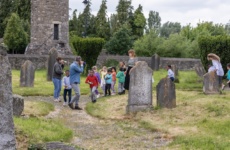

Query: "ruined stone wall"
<box><xmin>8</xmin><ymin>54</ymin><xmax>202</xmax><ymax>70</ymax></box>
<box><xmin>26</xmin><ymin>0</ymin><xmax>71</xmax><ymax>55</ymax></box>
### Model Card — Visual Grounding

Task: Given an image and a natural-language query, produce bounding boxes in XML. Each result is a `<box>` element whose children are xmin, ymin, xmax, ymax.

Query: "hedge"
<box><xmin>72</xmin><ymin>37</ymin><xmax>105</xmax><ymax>71</ymax></box>
<box><xmin>198</xmin><ymin>35</ymin><xmax>230</xmax><ymax>73</ymax></box>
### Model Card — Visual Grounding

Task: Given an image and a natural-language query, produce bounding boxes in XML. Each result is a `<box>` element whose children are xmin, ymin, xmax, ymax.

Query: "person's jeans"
<box><xmin>70</xmin><ymin>83</ymin><xmax>80</xmax><ymax>107</ymax></box>
<box><xmin>63</xmin><ymin>89</ymin><xmax>72</xmax><ymax>103</ymax></box>
<box><xmin>105</xmin><ymin>84</ymin><xmax>111</xmax><ymax>96</ymax></box>
<box><xmin>52</xmin><ymin>78</ymin><xmax>62</xmax><ymax>99</ymax></box>
<box><xmin>111</xmin><ymin>81</ymin><xmax>116</xmax><ymax>93</ymax></box>
<box><xmin>118</xmin><ymin>83</ymin><xmax>124</xmax><ymax>93</ymax></box>
<box><xmin>91</xmin><ymin>86</ymin><xmax>97</xmax><ymax>101</ymax></box>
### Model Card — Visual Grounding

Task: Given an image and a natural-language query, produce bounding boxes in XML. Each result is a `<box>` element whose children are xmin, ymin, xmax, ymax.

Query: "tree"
<box><xmin>148</xmin><ymin>11</ymin><xmax>161</xmax><ymax>31</ymax></box>
<box><xmin>134</xmin><ymin>30</ymin><xmax>163</xmax><ymax>56</ymax></box>
<box><xmin>78</xmin><ymin>0</ymin><xmax>92</xmax><ymax>37</ymax></box>
<box><xmin>72</xmin><ymin>37</ymin><xmax>105</xmax><ymax>71</ymax></box>
<box><xmin>4</xmin><ymin>13</ymin><xmax>28</xmax><ymax>54</ymax></box>
<box><xmin>160</xmin><ymin>22</ymin><xmax>181</xmax><ymax>38</ymax></box>
<box><xmin>133</xmin><ymin>4</ymin><xmax>146</xmax><ymax>39</ymax></box>
<box><xmin>105</xmin><ymin>26</ymin><xmax>133</xmax><ymax>55</ymax></box>
<box><xmin>116</xmin><ymin>0</ymin><xmax>132</xmax><ymax>27</ymax></box>
<box><xmin>95</xmin><ymin>0</ymin><xmax>110</xmax><ymax>40</ymax></box>
<box><xmin>0</xmin><ymin>0</ymin><xmax>14</xmax><ymax>37</ymax></box>
<box><xmin>13</xmin><ymin>0</ymin><xmax>31</xmax><ymax>21</ymax></box>
<box><xmin>69</xmin><ymin>9</ymin><xmax>78</xmax><ymax>34</ymax></box>
<box><xmin>109</xmin><ymin>14</ymin><xmax>118</xmax><ymax>35</ymax></box>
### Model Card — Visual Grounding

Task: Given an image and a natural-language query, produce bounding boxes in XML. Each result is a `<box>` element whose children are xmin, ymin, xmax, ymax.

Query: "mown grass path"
<box><xmin>24</xmin><ymin>96</ymin><xmax>171</xmax><ymax>150</ymax></box>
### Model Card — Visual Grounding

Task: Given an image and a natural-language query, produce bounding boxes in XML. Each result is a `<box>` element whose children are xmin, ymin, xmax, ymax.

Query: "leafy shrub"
<box><xmin>72</xmin><ymin>37</ymin><xmax>105</xmax><ymax>71</ymax></box>
<box><xmin>198</xmin><ymin>35</ymin><xmax>230</xmax><ymax>72</ymax></box>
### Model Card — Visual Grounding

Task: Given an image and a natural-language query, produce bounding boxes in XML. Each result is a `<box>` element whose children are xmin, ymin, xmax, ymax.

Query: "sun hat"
<box><xmin>207</xmin><ymin>53</ymin><xmax>220</xmax><ymax>62</ymax></box>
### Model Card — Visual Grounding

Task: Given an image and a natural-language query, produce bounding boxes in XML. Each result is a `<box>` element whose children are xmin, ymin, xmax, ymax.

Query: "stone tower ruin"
<box><xmin>25</xmin><ymin>0</ymin><xmax>72</xmax><ymax>55</ymax></box>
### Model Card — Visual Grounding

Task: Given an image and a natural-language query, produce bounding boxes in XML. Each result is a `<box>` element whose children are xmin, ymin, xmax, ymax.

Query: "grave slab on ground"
<box><xmin>0</xmin><ymin>46</ymin><xmax>16</xmax><ymax>150</ymax></box>
<box><xmin>127</xmin><ymin>61</ymin><xmax>153</xmax><ymax>113</ymax></box>
<box><xmin>203</xmin><ymin>71</ymin><xmax>220</xmax><ymax>94</ymax></box>
<box><xmin>157</xmin><ymin>78</ymin><xmax>176</xmax><ymax>109</ymax></box>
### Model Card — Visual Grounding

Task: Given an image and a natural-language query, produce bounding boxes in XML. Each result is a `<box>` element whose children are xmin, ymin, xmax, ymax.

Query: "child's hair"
<box><xmin>112</xmin><ymin>66</ymin><xmax>116</xmax><ymax>72</ymax></box>
<box><xmin>92</xmin><ymin>66</ymin><xmax>97</xmax><ymax>70</ymax></box>
<box><xmin>89</xmin><ymin>69</ymin><xmax>94</xmax><ymax>73</ymax></box>
<box><xmin>227</xmin><ymin>63</ymin><xmax>230</xmax><ymax>68</ymax></box>
<box><xmin>107</xmin><ymin>69</ymin><xmax>112</xmax><ymax>73</ymax></box>
<box><xmin>65</xmin><ymin>70</ymin><xmax>69</xmax><ymax>72</ymax></box>
<box><xmin>119</xmin><ymin>67</ymin><xmax>124</xmax><ymax>72</ymax></box>
<box><xmin>102</xmin><ymin>66</ymin><xmax>107</xmax><ymax>70</ymax></box>
<box><xmin>167</xmin><ymin>65</ymin><xmax>172</xmax><ymax>69</ymax></box>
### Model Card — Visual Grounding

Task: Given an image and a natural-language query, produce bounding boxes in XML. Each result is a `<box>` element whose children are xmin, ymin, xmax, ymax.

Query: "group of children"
<box><xmin>62</xmin><ymin>62</ymin><xmax>127</xmax><ymax>104</ymax></box>
<box><xmin>62</xmin><ymin>62</ymin><xmax>176</xmax><ymax>105</ymax></box>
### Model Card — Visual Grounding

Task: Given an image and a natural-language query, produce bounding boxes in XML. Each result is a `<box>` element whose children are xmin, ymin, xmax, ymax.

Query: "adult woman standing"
<box><xmin>124</xmin><ymin>50</ymin><xmax>138</xmax><ymax>90</ymax></box>
<box><xmin>207</xmin><ymin>53</ymin><xmax>224</xmax><ymax>87</ymax></box>
<box><xmin>52</xmin><ymin>57</ymin><xmax>65</xmax><ymax>102</ymax></box>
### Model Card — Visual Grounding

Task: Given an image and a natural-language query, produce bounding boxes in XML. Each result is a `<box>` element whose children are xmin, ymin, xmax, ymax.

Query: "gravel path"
<box><xmin>24</xmin><ymin>96</ymin><xmax>171</xmax><ymax>150</ymax></box>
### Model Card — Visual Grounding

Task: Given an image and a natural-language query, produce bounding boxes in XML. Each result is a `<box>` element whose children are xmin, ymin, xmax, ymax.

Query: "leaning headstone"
<box><xmin>0</xmin><ymin>46</ymin><xmax>16</xmax><ymax>149</ymax></box>
<box><xmin>157</xmin><ymin>78</ymin><xmax>176</xmax><ymax>108</ymax></box>
<box><xmin>127</xmin><ymin>61</ymin><xmax>153</xmax><ymax>113</ymax></box>
<box><xmin>12</xmin><ymin>94</ymin><xmax>24</xmax><ymax>116</ymax></box>
<box><xmin>20</xmin><ymin>60</ymin><xmax>35</xmax><ymax>87</ymax></box>
<box><xmin>47</xmin><ymin>47</ymin><xmax>58</xmax><ymax>81</ymax></box>
<box><xmin>203</xmin><ymin>71</ymin><xmax>220</xmax><ymax>94</ymax></box>
<box><xmin>151</xmin><ymin>54</ymin><xmax>160</xmax><ymax>71</ymax></box>
<box><xmin>171</xmin><ymin>65</ymin><xmax>178</xmax><ymax>76</ymax></box>
<box><xmin>195</xmin><ymin>64</ymin><xmax>206</xmax><ymax>78</ymax></box>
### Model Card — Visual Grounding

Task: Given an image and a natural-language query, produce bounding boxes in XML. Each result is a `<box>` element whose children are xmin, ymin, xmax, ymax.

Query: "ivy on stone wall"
<box><xmin>72</xmin><ymin>37</ymin><xmax>105</xmax><ymax>71</ymax></box>
<box><xmin>198</xmin><ymin>35</ymin><xmax>230</xmax><ymax>73</ymax></box>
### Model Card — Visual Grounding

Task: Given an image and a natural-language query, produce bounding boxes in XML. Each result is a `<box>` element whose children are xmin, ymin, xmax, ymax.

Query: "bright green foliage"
<box><xmin>69</xmin><ymin>9</ymin><xmax>78</xmax><ymax>34</ymax></box>
<box><xmin>198</xmin><ymin>35</ymin><xmax>230</xmax><ymax>72</ymax></box>
<box><xmin>105</xmin><ymin>27</ymin><xmax>133</xmax><ymax>55</ymax></box>
<box><xmin>72</xmin><ymin>37</ymin><xmax>105</xmax><ymax>71</ymax></box>
<box><xmin>160</xmin><ymin>21</ymin><xmax>181</xmax><ymax>38</ymax></box>
<box><xmin>134</xmin><ymin>30</ymin><xmax>163</xmax><ymax>56</ymax></box>
<box><xmin>95</xmin><ymin>0</ymin><xmax>110</xmax><ymax>40</ymax></box>
<box><xmin>147</xmin><ymin>11</ymin><xmax>161</xmax><ymax>31</ymax></box>
<box><xmin>133</xmin><ymin>4</ymin><xmax>146</xmax><ymax>39</ymax></box>
<box><xmin>4</xmin><ymin>13</ymin><xmax>28</xmax><ymax>54</ymax></box>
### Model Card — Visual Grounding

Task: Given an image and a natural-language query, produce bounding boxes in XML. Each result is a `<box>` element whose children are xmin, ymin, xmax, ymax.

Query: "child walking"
<box><xmin>85</xmin><ymin>70</ymin><xmax>99</xmax><ymax>103</ymax></box>
<box><xmin>222</xmin><ymin>63</ymin><xmax>230</xmax><ymax>90</ymax></box>
<box><xmin>92</xmin><ymin>66</ymin><xmax>101</xmax><ymax>98</ymax></box>
<box><xmin>104</xmin><ymin>69</ymin><xmax>112</xmax><ymax>96</ymax></box>
<box><xmin>167</xmin><ymin>65</ymin><xmax>175</xmax><ymax>81</ymax></box>
<box><xmin>116</xmin><ymin>68</ymin><xmax>125</xmax><ymax>95</ymax></box>
<box><xmin>63</xmin><ymin>70</ymin><xmax>72</xmax><ymax>106</ymax></box>
<box><xmin>100</xmin><ymin>66</ymin><xmax>107</xmax><ymax>95</ymax></box>
<box><xmin>111</xmin><ymin>67</ymin><xmax>117</xmax><ymax>95</ymax></box>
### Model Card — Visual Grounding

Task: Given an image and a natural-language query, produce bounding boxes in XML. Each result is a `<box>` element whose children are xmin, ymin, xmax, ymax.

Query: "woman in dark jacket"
<box><xmin>124</xmin><ymin>50</ymin><xmax>138</xmax><ymax>90</ymax></box>
<box><xmin>52</xmin><ymin>57</ymin><xmax>64</xmax><ymax>102</ymax></box>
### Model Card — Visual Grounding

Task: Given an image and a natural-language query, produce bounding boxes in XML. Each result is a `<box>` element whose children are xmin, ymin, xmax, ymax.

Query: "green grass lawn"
<box><xmin>12</xmin><ymin>69</ymin><xmax>202</xmax><ymax>96</ymax></box>
<box><xmin>86</xmin><ymin>91</ymin><xmax>230</xmax><ymax>150</ymax></box>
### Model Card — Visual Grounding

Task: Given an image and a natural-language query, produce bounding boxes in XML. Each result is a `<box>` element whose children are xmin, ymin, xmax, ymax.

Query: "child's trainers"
<box><xmin>63</xmin><ymin>102</ymin><xmax>67</xmax><ymax>106</ymax></box>
<box><xmin>96</xmin><ymin>94</ymin><xmax>100</xmax><ymax>98</ymax></box>
<box><xmin>54</xmin><ymin>99</ymin><xmax>59</xmax><ymax>102</ymax></box>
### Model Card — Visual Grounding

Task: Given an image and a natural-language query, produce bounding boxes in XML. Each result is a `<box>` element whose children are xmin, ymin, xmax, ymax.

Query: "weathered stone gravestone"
<box><xmin>47</xmin><ymin>47</ymin><xmax>58</xmax><ymax>81</ymax></box>
<box><xmin>203</xmin><ymin>71</ymin><xmax>220</xmax><ymax>94</ymax></box>
<box><xmin>171</xmin><ymin>65</ymin><xmax>178</xmax><ymax>76</ymax></box>
<box><xmin>195</xmin><ymin>64</ymin><xmax>206</xmax><ymax>78</ymax></box>
<box><xmin>151</xmin><ymin>54</ymin><xmax>160</xmax><ymax>71</ymax></box>
<box><xmin>127</xmin><ymin>61</ymin><xmax>153</xmax><ymax>113</ymax></box>
<box><xmin>12</xmin><ymin>94</ymin><xmax>24</xmax><ymax>116</ymax></box>
<box><xmin>20</xmin><ymin>60</ymin><xmax>35</xmax><ymax>87</ymax></box>
<box><xmin>157</xmin><ymin>78</ymin><xmax>176</xmax><ymax>108</ymax></box>
<box><xmin>0</xmin><ymin>47</ymin><xmax>16</xmax><ymax>150</ymax></box>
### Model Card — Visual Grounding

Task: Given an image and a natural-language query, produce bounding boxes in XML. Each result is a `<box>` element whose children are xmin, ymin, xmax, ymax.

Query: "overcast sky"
<box><xmin>69</xmin><ymin>0</ymin><xmax>230</xmax><ymax>26</ymax></box>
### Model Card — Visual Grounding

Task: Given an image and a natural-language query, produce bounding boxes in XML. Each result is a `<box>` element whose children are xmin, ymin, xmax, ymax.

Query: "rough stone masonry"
<box><xmin>25</xmin><ymin>0</ymin><xmax>72</xmax><ymax>55</ymax></box>
<box><xmin>0</xmin><ymin>46</ymin><xmax>16</xmax><ymax>150</ymax></box>
<box><xmin>127</xmin><ymin>61</ymin><xmax>153</xmax><ymax>113</ymax></box>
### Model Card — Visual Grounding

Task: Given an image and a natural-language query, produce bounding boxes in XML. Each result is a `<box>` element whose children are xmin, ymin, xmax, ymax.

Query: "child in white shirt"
<box><xmin>167</xmin><ymin>65</ymin><xmax>175</xmax><ymax>81</ymax></box>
